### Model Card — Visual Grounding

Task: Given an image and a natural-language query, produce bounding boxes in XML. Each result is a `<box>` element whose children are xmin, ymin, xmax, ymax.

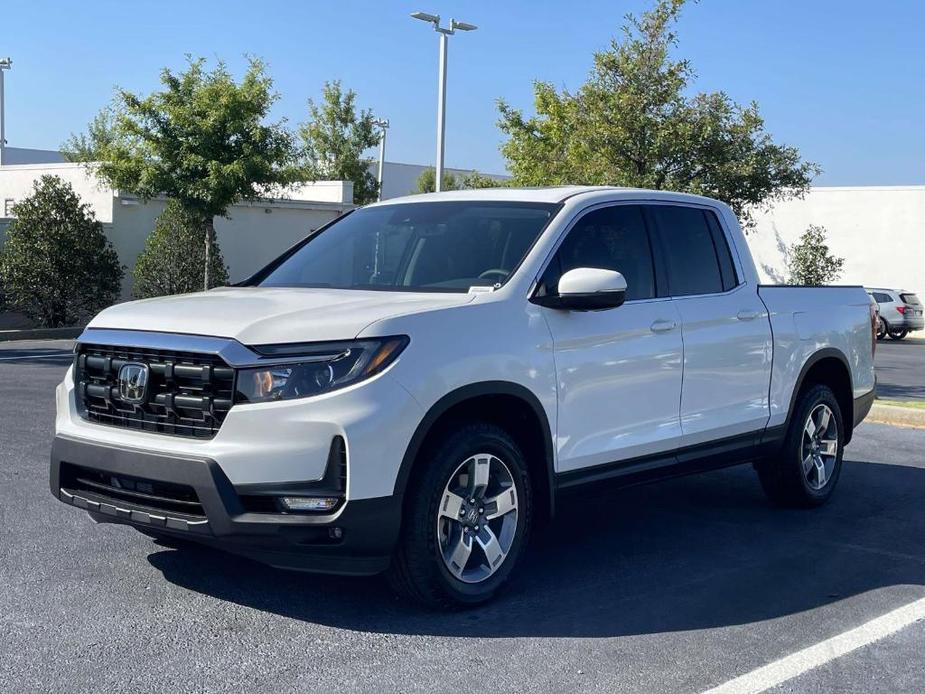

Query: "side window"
<box><xmin>875</xmin><ymin>292</ymin><xmax>893</xmax><ymax>304</ymax></box>
<box><xmin>650</xmin><ymin>205</ymin><xmax>724</xmax><ymax>297</ymax></box>
<box><xmin>539</xmin><ymin>205</ymin><xmax>656</xmax><ymax>301</ymax></box>
<box><xmin>704</xmin><ymin>210</ymin><xmax>739</xmax><ymax>291</ymax></box>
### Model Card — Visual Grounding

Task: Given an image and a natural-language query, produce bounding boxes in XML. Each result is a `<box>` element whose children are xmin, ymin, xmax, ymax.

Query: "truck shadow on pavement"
<box><xmin>148</xmin><ymin>455</ymin><xmax>925</xmax><ymax>637</ymax></box>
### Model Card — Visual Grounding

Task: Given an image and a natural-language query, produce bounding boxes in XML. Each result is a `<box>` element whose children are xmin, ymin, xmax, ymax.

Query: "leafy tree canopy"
<box><xmin>299</xmin><ymin>81</ymin><xmax>381</xmax><ymax>205</ymax></box>
<box><xmin>497</xmin><ymin>0</ymin><xmax>819</xmax><ymax>227</ymax></box>
<box><xmin>415</xmin><ymin>167</ymin><xmax>460</xmax><ymax>194</ymax></box>
<box><xmin>61</xmin><ymin>108</ymin><xmax>116</xmax><ymax>163</ymax></box>
<box><xmin>133</xmin><ymin>200</ymin><xmax>229</xmax><ymax>298</ymax></box>
<box><xmin>788</xmin><ymin>225</ymin><xmax>844</xmax><ymax>286</ymax></box>
<box><xmin>89</xmin><ymin>56</ymin><xmax>300</xmax><ymax>221</ymax></box>
<box><xmin>0</xmin><ymin>176</ymin><xmax>123</xmax><ymax>327</ymax></box>
<box><xmin>82</xmin><ymin>56</ymin><xmax>300</xmax><ymax>288</ymax></box>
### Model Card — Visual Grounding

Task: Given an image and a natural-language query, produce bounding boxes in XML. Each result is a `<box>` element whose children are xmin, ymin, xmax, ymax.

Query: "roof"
<box><xmin>368</xmin><ymin>185</ymin><xmax>724</xmax><ymax>207</ymax></box>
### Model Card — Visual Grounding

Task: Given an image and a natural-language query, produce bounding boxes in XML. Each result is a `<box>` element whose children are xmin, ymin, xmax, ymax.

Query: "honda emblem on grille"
<box><xmin>118</xmin><ymin>362</ymin><xmax>149</xmax><ymax>404</ymax></box>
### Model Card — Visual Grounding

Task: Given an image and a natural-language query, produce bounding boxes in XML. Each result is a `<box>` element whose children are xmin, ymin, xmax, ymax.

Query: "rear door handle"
<box><xmin>737</xmin><ymin>310</ymin><xmax>760</xmax><ymax>321</ymax></box>
<box><xmin>650</xmin><ymin>319</ymin><xmax>678</xmax><ymax>333</ymax></box>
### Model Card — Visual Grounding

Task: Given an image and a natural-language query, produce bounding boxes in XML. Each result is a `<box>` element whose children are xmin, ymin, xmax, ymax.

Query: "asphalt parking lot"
<box><xmin>2</xmin><ymin>339</ymin><xmax>925</xmax><ymax>693</ymax></box>
<box><xmin>873</xmin><ymin>336</ymin><xmax>925</xmax><ymax>400</ymax></box>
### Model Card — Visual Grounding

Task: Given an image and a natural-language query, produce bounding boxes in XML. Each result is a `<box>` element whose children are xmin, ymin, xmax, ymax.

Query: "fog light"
<box><xmin>279</xmin><ymin>496</ymin><xmax>340</xmax><ymax>512</ymax></box>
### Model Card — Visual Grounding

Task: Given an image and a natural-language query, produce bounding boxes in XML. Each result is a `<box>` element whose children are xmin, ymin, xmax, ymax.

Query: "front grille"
<box><xmin>74</xmin><ymin>342</ymin><xmax>235</xmax><ymax>439</ymax></box>
<box><xmin>59</xmin><ymin>462</ymin><xmax>206</xmax><ymax>518</ymax></box>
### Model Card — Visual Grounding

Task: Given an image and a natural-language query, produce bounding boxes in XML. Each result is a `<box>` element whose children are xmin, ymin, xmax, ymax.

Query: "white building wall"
<box><xmin>0</xmin><ymin>162</ymin><xmax>352</xmax><ymax>300</ymax></box>
<box><xmin>747</xmin><ymin>186</ymin><xmax>925</xmax><ymax>293</ymax></box>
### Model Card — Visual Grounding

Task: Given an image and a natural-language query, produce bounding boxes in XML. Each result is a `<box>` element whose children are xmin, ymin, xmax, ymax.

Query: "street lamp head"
<box><xmin>451</xmin><ymin>20</ymin><xmax>478</xmax><ymax>32</ymax></box>
<box><xmin>410</xmin><ymin>11</ymin><xmax>439</xmax><ymax>25</ymax></box>
<box><xmin>0</xmin><ymin>58</ymin><xmax>12</xmax><ymax>70</ymax></box>
<box><xmin>373</xmin><ymin>118</ymin><xmax>390</xmax><ymax>129</ymax></box>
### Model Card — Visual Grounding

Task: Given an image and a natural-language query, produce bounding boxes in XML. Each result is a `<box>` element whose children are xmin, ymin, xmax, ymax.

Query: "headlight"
<box><xmin>234</xmin><ymin>336</ymin><xmax>409</xmax><ymax>404</ymax></box>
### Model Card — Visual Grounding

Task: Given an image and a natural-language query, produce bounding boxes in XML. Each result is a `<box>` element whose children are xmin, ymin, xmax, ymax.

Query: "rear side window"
<box><xmin>650</xmin><ymin>205</ymin><xmax>724</xmax><ymax>296</ymax></box>
<box><xmin>873</xmin><ymin>292</ymin><xmax>893</xmax><ymax>303</ymax></box>
<box><xmin>539</xmin><ymin>205</ymin><xmax>656</xmax><ymax>301</ymax></box>
<box><xmin>704</xmin><ymin>211</ymin><xmax>739</xmax><ymax>291</ymax></box>
<box><xmin>900</xmin><ymin>293</ymin><xmax>920</xmax><ymax>305</ymax></box>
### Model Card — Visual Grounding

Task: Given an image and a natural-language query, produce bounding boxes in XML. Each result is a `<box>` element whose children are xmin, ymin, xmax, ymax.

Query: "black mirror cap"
<box><xmin>531</xmin><ymin>289</ymin><xmax>626</xmax><ymax>311</ymax></box>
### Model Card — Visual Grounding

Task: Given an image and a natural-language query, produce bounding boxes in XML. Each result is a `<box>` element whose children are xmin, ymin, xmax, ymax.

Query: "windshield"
<box><xmin>255</xmin><ymin>201</ymin><xmax>558</xmax><ymax>292</ymax></box>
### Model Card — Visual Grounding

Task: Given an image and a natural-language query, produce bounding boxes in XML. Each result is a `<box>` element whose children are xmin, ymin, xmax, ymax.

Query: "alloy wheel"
<box><xmin>436</xmin><ymin>453</ymin><xmax>519</xmax><ymax>584</ymax></box>
<box><xmin>801</xmin><ymin>403</ymin><xmax>839</xmax><ymax>490</ymax></box>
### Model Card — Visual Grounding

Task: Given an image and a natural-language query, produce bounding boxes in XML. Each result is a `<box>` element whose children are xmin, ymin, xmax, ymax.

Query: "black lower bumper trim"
<box><xmin>854</xmin><ymin>388</ymin><xmax>876</xmax><ymax>428</ymax></box>
<box><xmin>50</xmin><ymin>435</ymin><xmax>401</xmax><ymax>575</ymax></box>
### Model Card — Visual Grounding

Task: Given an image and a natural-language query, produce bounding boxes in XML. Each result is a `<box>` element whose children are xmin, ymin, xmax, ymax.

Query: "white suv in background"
<box><xmin>51</xmin><ymin>187</ymin><xmax>876</xmax><ymax>608</ymax></box>
<box><xmin>867</xmin><ymin>288</ymin><xmax>924</xmax><ymax>340</ymax></box>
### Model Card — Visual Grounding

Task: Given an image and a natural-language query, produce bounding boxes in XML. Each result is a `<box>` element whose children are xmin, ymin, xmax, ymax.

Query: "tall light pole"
<box><xmin>0</xmin><ymin>57</ymin><xmax>12</xmax><ymax>167</ymax></box>
<box><xmin>373</xmin><ymin>118</ymin><xmax>389</xmax><ymax>202</ymax></box>
<box><xmin>410</xmin><ymin>12</ymin><xmax>476</xmax><ymax>192</ymax></box>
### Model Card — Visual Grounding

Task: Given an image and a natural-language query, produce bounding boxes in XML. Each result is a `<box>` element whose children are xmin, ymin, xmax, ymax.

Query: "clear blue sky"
<box><xmin>3</xmin><ymin>0</ymin><xmax>923</xmax><ymax>185</ymax></box>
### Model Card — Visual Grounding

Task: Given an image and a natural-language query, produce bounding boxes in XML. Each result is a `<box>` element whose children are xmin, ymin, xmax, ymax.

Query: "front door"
<box><xmin>535</xmin><ymin>204</ymin><xmax>684</xmax><ymax>474</ymax></box>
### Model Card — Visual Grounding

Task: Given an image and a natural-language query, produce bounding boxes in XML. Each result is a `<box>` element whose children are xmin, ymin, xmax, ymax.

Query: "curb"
<box><xmin>866</xmin><ymin>403</ymin><xmax>925</xmax><ymax>429</ymax></box>
<box><xmin>0</xmin><ymin>327</ymin><xmax>83</xmax><ymax>342</ymax></box>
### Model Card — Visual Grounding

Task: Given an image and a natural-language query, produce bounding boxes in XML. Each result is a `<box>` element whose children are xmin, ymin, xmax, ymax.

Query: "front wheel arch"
<box><xmin>394</xmin><ymin>382</ymin><xmax>555</xmax><ymax>524</ymax></box>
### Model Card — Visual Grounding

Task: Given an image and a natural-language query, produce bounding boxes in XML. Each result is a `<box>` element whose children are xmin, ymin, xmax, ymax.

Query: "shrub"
<box><xmin>0</xmin><ymin>176</ymin><xmax>123</xmax><ymax>327</ymax></box>
<box><xmin>133</xmin><ymin>200</ymin><xmax>229</xmax><ymax>298</ymax></box>
<box><xmin>787</xmin><ymin>225</ymin><xmax>845</xmax><ymax>286</ymax></box>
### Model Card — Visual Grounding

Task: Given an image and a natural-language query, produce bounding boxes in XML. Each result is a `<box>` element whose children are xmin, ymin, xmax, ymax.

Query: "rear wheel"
<box><xmin>757</xmin><ymin>384</ymin><xmax>844</xmax><ymax>507</ymax></box>
<box><xmin>387</xmin><ymin>421</ymin><xmax>532</xmax><ymax>609</ymax></box>
<box><xmin>889</xmin><ymin>328</ymin><xmax>908</xmax><ymax>340</ymax></box>
<box><xmin>876</xmin><ymin>317</ymin><xmax>887</xmax><ymax>340</ymax></box>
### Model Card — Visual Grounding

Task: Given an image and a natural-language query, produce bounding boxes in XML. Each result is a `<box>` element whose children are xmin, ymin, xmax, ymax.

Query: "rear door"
<box><xmin>536</xmin><ymin>203</ymin><xmax>683</xmax><ymax>474</ymax></box>
<box><xmin>648</xmin><ymin>204</ymin><xmax>773</xmax><ymax>447</ymax></box>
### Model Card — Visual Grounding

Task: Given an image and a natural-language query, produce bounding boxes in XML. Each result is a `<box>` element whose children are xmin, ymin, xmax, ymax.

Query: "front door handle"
<box><xmin>737</xmin><ymin>310</ymin><xmax>760</xmax><ymax>321</ymax></box>
<box><xmin>650</xmin><ymin>319</ymin><xmax>678</xmax><ymax>333</ymax></box>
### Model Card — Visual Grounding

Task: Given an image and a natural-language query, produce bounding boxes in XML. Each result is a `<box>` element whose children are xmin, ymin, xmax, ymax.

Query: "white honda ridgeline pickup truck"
<box><xmin>51</xmin><ymin>187</ymin><xmax>877</xmax><ymax>608</ymax></box>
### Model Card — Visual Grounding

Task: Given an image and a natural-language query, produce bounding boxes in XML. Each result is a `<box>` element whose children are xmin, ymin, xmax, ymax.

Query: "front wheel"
<box><xmin>757</xmin><ymin>384</ymin><xmax>845</xmax><ymax>507</ymax></box>
<box><xmin>387</xmin><ymin>422</ymin><xmax>532</xmax><ymax>608</ymax></box>
<box><xmin>889</xmin><ymin>328</ymin><xmax>908</xmax><ymax>340</ymax></box>
<box><xmin>876</xmin><ymin>317</ymin><xmax>887</xmax><ymax>340</ymax></box>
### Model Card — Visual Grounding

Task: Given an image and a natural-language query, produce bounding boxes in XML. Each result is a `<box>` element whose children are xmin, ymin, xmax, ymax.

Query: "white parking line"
<box><xmin>0</xmin><ymin>352</ymin><xmax>72</xmax><ymax>361</ymax></box>
<box><xmin>701</xmin><ymin>596</ymin><xmax>925</xmax><ymax>694</ymax></box>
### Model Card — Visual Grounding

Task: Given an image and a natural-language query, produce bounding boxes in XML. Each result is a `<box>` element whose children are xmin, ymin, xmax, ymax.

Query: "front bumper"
<box><xmin>50</xmin><ymin>435</ymin><xmax>401</xmax><ymax>575</ymax></box>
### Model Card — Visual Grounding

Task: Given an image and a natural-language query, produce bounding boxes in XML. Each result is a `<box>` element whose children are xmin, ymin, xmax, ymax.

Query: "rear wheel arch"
<box><xmin>787</xmin><ymin>349</ymin><xmax>854</xmax><ymax>443</ymax></box>
<box><xmin>394</xmin><ymin>382</ymin><xmax>555</xmax><ymax>524</ymax></box>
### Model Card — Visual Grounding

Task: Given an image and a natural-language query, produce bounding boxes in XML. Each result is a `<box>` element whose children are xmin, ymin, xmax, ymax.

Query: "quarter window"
<box><xmin>651</xmin><ymin>205</ymin><xmax>724</xmax><ymax>297</ymax></box>
<box><xmin>539</xmin><ymin>205</ymin><xmax>656</xmax><ymax>301</ymax></box>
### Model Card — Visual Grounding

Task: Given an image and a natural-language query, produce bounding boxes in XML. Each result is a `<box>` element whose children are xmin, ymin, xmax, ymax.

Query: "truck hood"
<box><xmin>87</xmin><ymin>287</ymin><xmax>476</xmax><ymax>345</ymax></box>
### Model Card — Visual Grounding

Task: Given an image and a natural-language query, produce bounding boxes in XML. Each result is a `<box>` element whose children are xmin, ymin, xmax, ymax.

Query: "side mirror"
<box><xmin>533</xmin><ymin>268</ymin><xmax>628</xmax><ymax>311</ymax></box>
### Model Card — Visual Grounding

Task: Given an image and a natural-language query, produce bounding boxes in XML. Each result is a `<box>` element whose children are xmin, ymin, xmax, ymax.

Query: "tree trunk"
<box><xmin>203</xmin><ymin>217</ymin><xmax>215</xmax><ymax>291</ymax></box>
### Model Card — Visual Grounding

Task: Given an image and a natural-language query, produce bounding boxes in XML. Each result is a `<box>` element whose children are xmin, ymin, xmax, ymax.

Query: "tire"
<box><xmin>386</xmin><ymin>421</ymin><xmax>533</xmax><ymax>609</ymax></box>
<box><xmin>757</xmin><ymin>383</ymin><xmax>845</xmax><ymax>508</ymax></box>
<box><xmin>889</xmin><ymin>328</ymin><xmax>908</xmax><ymax>340</ymax></box>
<box><xmin>876</xmin><ymin>317</ymin><xmax>887</xmax><ymax>340</ymax></box>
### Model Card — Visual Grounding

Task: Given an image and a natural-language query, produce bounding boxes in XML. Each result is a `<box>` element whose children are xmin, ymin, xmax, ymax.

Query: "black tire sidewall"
<box><xmin>399</xmin><ymin>422</ymin><xmax>532</xmax><ymax>607</ymax></box>
<box><xmin>786</xmin><ymin>384</ymin><xmax>845</xmax><ymax>505</ymax></box>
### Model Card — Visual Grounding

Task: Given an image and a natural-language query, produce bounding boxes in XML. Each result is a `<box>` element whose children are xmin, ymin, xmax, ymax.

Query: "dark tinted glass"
<box><xmin>257</xmin><ymin>202</ymin><xmax>556</xmax><ymax>292</ymax></box>
<box><xmin>900</xmin><ymin>293</ymin><xmax>920</xmax><ymax>305</ymax></box>
<box><xmin>540</xmin><ymin>205</ymin><xmax>655</xmax><ymax>301</ymax></box>
<box><xmin>874</xmin><ymin>292</ymin><xmax>892</xmax><ymax>303</ymax></box>
<box><xmin>704</xmin><ymin>210</ymin><xmax>739</xmax><ymax>291</ymax></box>
<box><xmin>651</xmin><ymin>205</ymin><xmax>723</xmax><ymax>296</ymax></box>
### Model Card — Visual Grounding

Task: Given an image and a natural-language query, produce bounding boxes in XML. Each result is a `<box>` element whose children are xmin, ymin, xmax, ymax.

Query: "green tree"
<box><xmin>787</xmin><ymin>225</ymin><xmax>844</xmax><ymax>286</ymax></box>
<box><xmin>497</xmin><ymin>0</ymin><xmax>819</xmax><ymax>227</ymax></box>
<box><xmin>415</xmin><ymin>167</ymin><xmax>460</xmax><ymax>194</ymax></box>
<box><xmin>89</xmin><ymin>57</ymin><xmax>300</xmax><ymax>289</ymax></box>
<box><xmin>0</xmin><ymin>176</ymin><xmax>123</xmax><ymax>327</ymax></box>
<box><xmin>460</xmin><ymin>171</ymin><xmax>508</xmax><ymax>189</ymax></box>
<box><xmin>60</xmin><ymin>108</ymin><xmax>116</xmax><ymax>162</ymax></box>
<box><xmin>133</xmin><ymin>200</ymin><xmax>229</xmax><ymax>299</ymax></box>
<box><xmin>299</xmin><ymin>81</ymin><xmax>380</xmax><ymax>205</ymax></box>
